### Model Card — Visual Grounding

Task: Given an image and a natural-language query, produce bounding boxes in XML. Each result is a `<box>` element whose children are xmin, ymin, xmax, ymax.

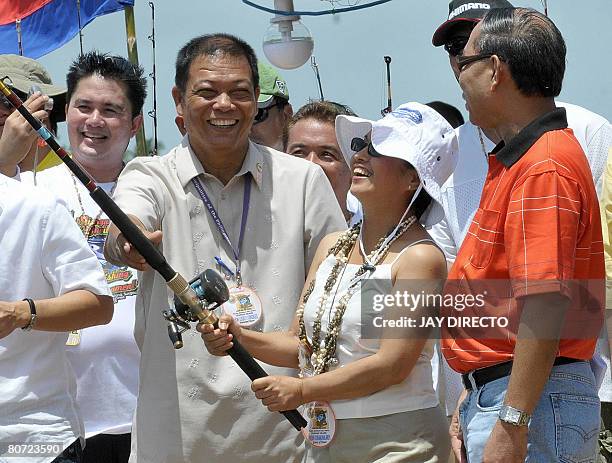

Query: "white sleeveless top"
<box><xmin>303</xmin><ymin>242</ymin><xmax>439</xmax><ymax>419</ymax></box>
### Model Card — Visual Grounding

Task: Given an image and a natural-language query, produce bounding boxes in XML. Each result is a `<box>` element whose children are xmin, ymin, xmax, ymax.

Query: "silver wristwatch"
<box><xmin>498</xmin><ymin>405</ymin><xmax>531</xmax><ymax>427</ymax></box>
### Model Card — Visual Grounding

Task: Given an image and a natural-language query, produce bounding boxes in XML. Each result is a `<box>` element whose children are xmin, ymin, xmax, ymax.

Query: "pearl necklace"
<box><xmin>297</xmin><ymin>215</ymin><xmax>417</xmax><ymax>375</ymax></box>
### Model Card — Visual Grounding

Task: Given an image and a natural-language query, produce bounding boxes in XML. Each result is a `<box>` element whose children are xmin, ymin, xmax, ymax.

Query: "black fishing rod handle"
<box><xmin>91</xmin><ymin>187</ymin><xmax>174</xmax><ymax>281</ymax></box>
<box><xmin>223</xmin><ymin>334</ymin><xmax>307</xmax><ymax>431</ymax></box>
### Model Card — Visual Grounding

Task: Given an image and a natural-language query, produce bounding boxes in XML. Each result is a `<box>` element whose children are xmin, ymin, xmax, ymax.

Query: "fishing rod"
<box><xmin>0</xmin><ymin>79</ymin><xmax>306</xmax><ymax>432</ymax></box>
<box><xmin>311</xmin><ymin>56</ymin><xmax>324</xmax><ymax>101</ymax></box>
<box><xmin>148</xmin><ymin>1</ymin><xmax>159</xmax><ymax>156</ymax></box>
<box><xmin>16</xmin><ymin>19</ymin><xmax>23</xmax><ymax>56</ymax></box>
<box><xmin>381</xmin><ymin>55</ymin><xmax>392</xmax><ymax>116</ymax></box>
<box><xmin>76</xmin><ymin>0</ymin><xmax>84</xmax><ymax>55</ymax></box>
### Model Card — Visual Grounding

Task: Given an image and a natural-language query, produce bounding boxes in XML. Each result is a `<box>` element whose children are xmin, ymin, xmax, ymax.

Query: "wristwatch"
<box><xmin>21</xmin><ymin>298</ymin><xmax>37</xmax><ymax>331</ymax></box>
<box><xmin>498</xmin><ymin>405</ymin><xmax>531</xmax><ymax>427</ymax></box>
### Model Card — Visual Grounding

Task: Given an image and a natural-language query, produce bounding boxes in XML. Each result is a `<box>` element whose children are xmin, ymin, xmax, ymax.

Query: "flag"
<box><xmin>0</xmin><ymin>0</ymin><xmax>134</xmax><ymax>58</ymax></box>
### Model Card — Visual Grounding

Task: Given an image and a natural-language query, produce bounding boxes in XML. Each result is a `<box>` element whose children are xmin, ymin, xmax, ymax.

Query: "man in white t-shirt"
<box><xmin>0</xmin><ymin>175</ymin><xmax>113</xmax><ymax>463</ymax></box>
<box><xmin>429</xmin><ymin>0</ymin><xmax>612</xmax><ymax>458</ymax></box>
<box><xmin>0</xmin><ymin>52</ymin><xmax>147</xmax><ymax>463</ymax></box>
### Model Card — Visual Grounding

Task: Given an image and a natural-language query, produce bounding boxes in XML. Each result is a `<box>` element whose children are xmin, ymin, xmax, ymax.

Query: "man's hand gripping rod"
<box><xmin>0</xmin><ymin>78</ymin><xmax>306</xmax><ymax>431</ymax></box>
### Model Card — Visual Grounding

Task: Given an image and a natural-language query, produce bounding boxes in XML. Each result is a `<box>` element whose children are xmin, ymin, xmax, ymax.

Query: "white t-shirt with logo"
<box><xmin>427</xmin><ymin>103</ymin><xmax>612</xmax><ymax>412</ymax></box>
<box><xmin>0</xmin><ymin>176</ymin><xmax>111</xmax><ymax>462</ymax></box>
<box><xmin>22</xmin><ymin>165</ymin><xmax>140</xmax><ymax>438</ymax></box>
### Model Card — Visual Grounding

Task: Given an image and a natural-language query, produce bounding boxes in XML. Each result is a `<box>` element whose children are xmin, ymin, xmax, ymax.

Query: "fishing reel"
<box><xmin>162</xmin><ymin>269</ymin><xmax>230</xmax><ymax>349</ymax></box>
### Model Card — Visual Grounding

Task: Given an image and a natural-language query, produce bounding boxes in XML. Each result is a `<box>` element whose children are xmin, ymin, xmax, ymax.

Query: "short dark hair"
<box><xmin>426</xmin><ymin>101</ymin><xmax>464</xmax><ymax>129</ymax></box>
<box><xmin>476</xmin><ymin>7</ymin><xmax>566</xmax><ymax>98</ymax></box>
<box><xmin>411</xmin><ymin>186</ymin><xmax>433</xmax><ymax>221</ymax></box>
<box><xmin>400</xmin><ymin>162</ymin><xmax>433</xmax><ymax>220</ymax></box>
<box><xmin>284</xmin><ymin>100</ymin><xmax>357</xmax><ymax>150</ymax></box>
<box><xmin>66</xmin><ymin>51</ymin><xmax>147</xmax><ymax>118</ymax></box>
<box><xmin>175</xmin><ymin>34</ymin><xmax>259</xmax><ymax>93</ymax></box>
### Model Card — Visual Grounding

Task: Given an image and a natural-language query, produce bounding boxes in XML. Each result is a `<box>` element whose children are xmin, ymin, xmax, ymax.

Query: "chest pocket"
<box><xmin>469</xmin><ymin>208</ymin><xmax>502</xmax><ymax>269</ymax></box>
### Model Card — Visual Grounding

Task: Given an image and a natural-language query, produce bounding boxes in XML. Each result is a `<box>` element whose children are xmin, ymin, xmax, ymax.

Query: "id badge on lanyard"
<box><xmin>192</xmin><ymin>176</ymin><xmax>263</xmax><ymax>326</ymax></box>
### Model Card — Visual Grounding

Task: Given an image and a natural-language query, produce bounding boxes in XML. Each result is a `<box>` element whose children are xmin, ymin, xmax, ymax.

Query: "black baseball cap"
<box><xmin>432</xmin><ymin>0</ymin><xmax>514</xmax><ymax>46</ymax></box>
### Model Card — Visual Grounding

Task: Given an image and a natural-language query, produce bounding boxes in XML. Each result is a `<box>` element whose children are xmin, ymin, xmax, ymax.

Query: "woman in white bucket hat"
<box><xmin>201</xmin><ymin>102</ymin><xmax>457</xmax><ymax>462</ymax></box>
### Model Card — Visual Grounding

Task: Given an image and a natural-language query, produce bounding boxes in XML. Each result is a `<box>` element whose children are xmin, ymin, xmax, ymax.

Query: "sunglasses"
<box><xmin>455</xmin><ymin>53</ymin><xmax>496</xmax><ymax>73</ymax></box>
<box><xmin>254</xmin><ymin>100</ymin><xmax>286</xmax><ymax>124</ymax></box>
<box><xmin>444</xmin><ymin>36</ymin><xmax>470</xmax><ymax>57</ymax></box>
<box><xmin>350</xmin><ymin>137</ymin><xmax>383</xmax><ymax>157</ymax></box>
<box><xmin>0</xmin><ymin>87</ymin><xmax>26</xmax><ymax>111</ymax></box>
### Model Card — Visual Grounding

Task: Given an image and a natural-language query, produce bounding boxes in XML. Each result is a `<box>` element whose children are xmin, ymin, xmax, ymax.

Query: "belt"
<box><xmin>461</xmin><ymin>357</ymin><xmax>582</xmax><ymax>391</ymax></box>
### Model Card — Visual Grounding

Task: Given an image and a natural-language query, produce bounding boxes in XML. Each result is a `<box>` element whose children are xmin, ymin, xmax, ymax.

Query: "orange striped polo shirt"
<box><xmin>441</xmin><ymin>108</ymin><xmax>604</xmax><ymax>374</ymax></box>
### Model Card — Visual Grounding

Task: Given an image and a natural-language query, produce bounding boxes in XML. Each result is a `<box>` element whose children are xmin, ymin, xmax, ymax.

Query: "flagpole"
<box><xmin>124</xmin><ymin>5</ymin><xmax>148</xmax><ymax>157</ymax></box>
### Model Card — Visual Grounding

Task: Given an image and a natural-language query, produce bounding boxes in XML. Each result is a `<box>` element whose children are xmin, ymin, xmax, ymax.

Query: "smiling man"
<box><xmin>440</xmin><ymin>8</ymin><xmax>604</xmax><ymax>462</ymax></box>
<box><xmin>284</xmin><ymin>101</ymin><xmax>356</xmax><ymax>223</ymax></box>
<box><xmin>0</xmin><ymin>52</ymin><xmax>146</xmax><ymax>463</ymax></box>
<box><xmin>104</xmin><ymin>34</ymin><xmax>345</xmax><ymax>463</ymax></box>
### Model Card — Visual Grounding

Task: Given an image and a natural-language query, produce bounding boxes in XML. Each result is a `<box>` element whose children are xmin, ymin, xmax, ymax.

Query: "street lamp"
<box><xmin>262</xmin><ymin>0</ymin><xmax>314</xmax><ymax>69</ymax></box>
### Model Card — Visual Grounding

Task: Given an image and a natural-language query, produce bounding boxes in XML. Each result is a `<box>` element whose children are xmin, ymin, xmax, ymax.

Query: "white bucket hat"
<box><xmin>335</xmin><ymin>102</ymin><xmax>458</xmax><ymax>227</ymax></box>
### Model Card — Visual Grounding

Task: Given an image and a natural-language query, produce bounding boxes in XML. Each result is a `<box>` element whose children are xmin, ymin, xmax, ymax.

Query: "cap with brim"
<box><xmin>335</xmin><ymin>102</ymin><xmax>458</xmax><ymax>227</ymax></box>
<box><xmin>432</xmin><ymin>17</ymin><xmax>479</xmax><ymax>46</ymax></box>
<box><xmin>0</xmin><ymin>54</ymin><xmax>66</xmax><ymax>122</ymax></box>
<box><xmin>432</xmin><ymin>0</ymin><xmax>514</xmax><ymax>46</ymax></box>
<box><xmin>257</xmin><ymin>61</ymin><xmax>289</xmax><ymax>109</ymax></box>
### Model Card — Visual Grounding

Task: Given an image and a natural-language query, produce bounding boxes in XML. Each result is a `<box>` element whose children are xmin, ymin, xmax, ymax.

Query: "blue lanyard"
<box><xmin>191</xmin><ymin>175</ymin><xmax>251</xmax><ymax>286</ymax></box>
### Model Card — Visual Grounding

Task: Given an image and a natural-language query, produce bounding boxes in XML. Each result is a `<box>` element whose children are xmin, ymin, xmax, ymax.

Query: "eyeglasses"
<box><xmin>455</xmin><ymin>53</ymin><xmax>495</xmax><ymax>73</ymax></box>
<box><xmin>350</xmin><ymin>137</ymin><xmax>383</xmax><ymax>157</ymax></box>
<box><xmin>444</xmin><ymin>36</ymin><xmax>470</xmax><ymax>57</ymax></box>
<box><xmin>254</xmin><ymin>100</ymin><xmax>287</xmax><ymax>124</ymax></box>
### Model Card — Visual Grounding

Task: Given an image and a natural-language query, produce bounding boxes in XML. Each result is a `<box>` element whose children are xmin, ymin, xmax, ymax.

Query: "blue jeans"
<box><xmin>459</xmin><ymin>361</ymin><xmax>600</xmax><ymax>462</ymax></box>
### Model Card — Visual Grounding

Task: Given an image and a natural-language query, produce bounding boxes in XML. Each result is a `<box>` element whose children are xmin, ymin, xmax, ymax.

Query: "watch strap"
<box><xmin>21</xmin><ymin>298</ymin><xmax>37</xmax><ymax>331</ymax></box>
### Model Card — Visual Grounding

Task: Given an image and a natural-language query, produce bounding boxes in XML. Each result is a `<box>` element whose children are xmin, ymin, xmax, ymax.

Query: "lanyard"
<box><xmin>192</xmin><ymin>175</ymin><xmax>251</xmax><ymax>286</ymax></box>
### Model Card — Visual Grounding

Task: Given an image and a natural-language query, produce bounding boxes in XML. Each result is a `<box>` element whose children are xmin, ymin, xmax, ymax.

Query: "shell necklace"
<box><xmin>297</xmin><ymin>214</ymin><xmax>417</xmax><ymax>375</ymax></box>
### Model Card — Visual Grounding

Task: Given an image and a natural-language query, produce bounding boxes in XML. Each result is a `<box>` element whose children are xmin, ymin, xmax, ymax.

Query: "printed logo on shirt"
<box><xmin>77</xmin><ymin>216</ymin><xmax>139</xmax><ymax>303</ymax></box>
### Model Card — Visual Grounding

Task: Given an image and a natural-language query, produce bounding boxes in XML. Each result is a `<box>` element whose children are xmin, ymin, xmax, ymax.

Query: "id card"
<box><xmin>222</xmin><ymin>286</ymin><xmax>263</xmax><ymax>327</ymax></box>
<box><xmin>302</xmin><ymin>401</ymin><xmax>336</xmax><ymax>447</ymax></box>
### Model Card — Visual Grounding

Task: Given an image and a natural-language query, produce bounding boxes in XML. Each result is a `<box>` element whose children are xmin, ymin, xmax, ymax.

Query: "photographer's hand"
<box><xmin>0</xmin><ymin>92</ymin><xmax>50</xmax><ymax>177</ymax></box>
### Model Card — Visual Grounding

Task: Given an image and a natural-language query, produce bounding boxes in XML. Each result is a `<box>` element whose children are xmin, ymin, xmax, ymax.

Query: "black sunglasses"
<box><xmin>444</xmin><ymin>36</ymin><xmax>470</xmax><ymax>57</ymax></box>
<box><xmin>0</xmin><ymin>85</ymin><xmax>26</xmax><ymax>111</ymax></box>
<box><xmin>455</xmin><ymin>53</ymin><xmax>496</xmax><ymax>73</ymax></box>
<box><xmin>254</xmin><ymin>100</ymin><xmax>287</xmax><ymax>124</ymax></box>
<box><xmin>350</xmin><ymin>137</ymin><xmax>383</xmax><ymax>157</ymax></box>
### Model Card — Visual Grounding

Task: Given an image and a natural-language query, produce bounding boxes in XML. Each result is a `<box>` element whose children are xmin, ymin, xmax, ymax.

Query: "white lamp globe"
<box><xmin>262</xmin><ymin>19</ymin><xmax>314</xmax><ymax>70</ymax></box>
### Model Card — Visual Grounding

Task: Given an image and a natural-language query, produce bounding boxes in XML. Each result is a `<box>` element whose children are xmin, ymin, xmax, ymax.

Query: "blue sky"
<box><xmin>35</xmin><ymin>0</ymin><xmax>612</xmax><ymax>151</ymax></box>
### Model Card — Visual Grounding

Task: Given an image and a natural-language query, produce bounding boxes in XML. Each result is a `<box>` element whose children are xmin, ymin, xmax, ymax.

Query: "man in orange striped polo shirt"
<box><xmin>441</xmin><ymin>7</ymin><xmax>605</xmax><ymax>462</ymax></box>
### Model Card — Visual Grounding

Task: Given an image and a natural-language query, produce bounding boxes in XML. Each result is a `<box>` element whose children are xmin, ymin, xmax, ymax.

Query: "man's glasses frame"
<box><xmin>254</xmin><ymin>98</ymin><xmax>288</xmax><ymax>125</ymax></box>
<box><xmin>455</xmin><ymin>53</ymin><xmax>496</xmax><ymax>73</ymax></box>
<box><xmin>350</xmin><ymin>137</ymin><xmax>383</xmax><ymax>157</ymax></box>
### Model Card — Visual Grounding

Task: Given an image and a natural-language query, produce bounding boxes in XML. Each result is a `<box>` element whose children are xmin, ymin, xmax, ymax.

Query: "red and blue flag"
<box><xmin>0</xmin><ymin>0</ymin><xmax>134</xmax><ymax>58</ymax></box>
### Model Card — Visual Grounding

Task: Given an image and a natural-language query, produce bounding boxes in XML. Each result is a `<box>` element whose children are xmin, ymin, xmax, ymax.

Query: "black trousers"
<box><xmin>51</xmin><ymin>440</ymin><xmax>83</xmax><ymax>463</ymax></box>
<box><xmin>82</xmin><ymin>433</ymin><xmax>131</xmax><ymax>463</ymax></box>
